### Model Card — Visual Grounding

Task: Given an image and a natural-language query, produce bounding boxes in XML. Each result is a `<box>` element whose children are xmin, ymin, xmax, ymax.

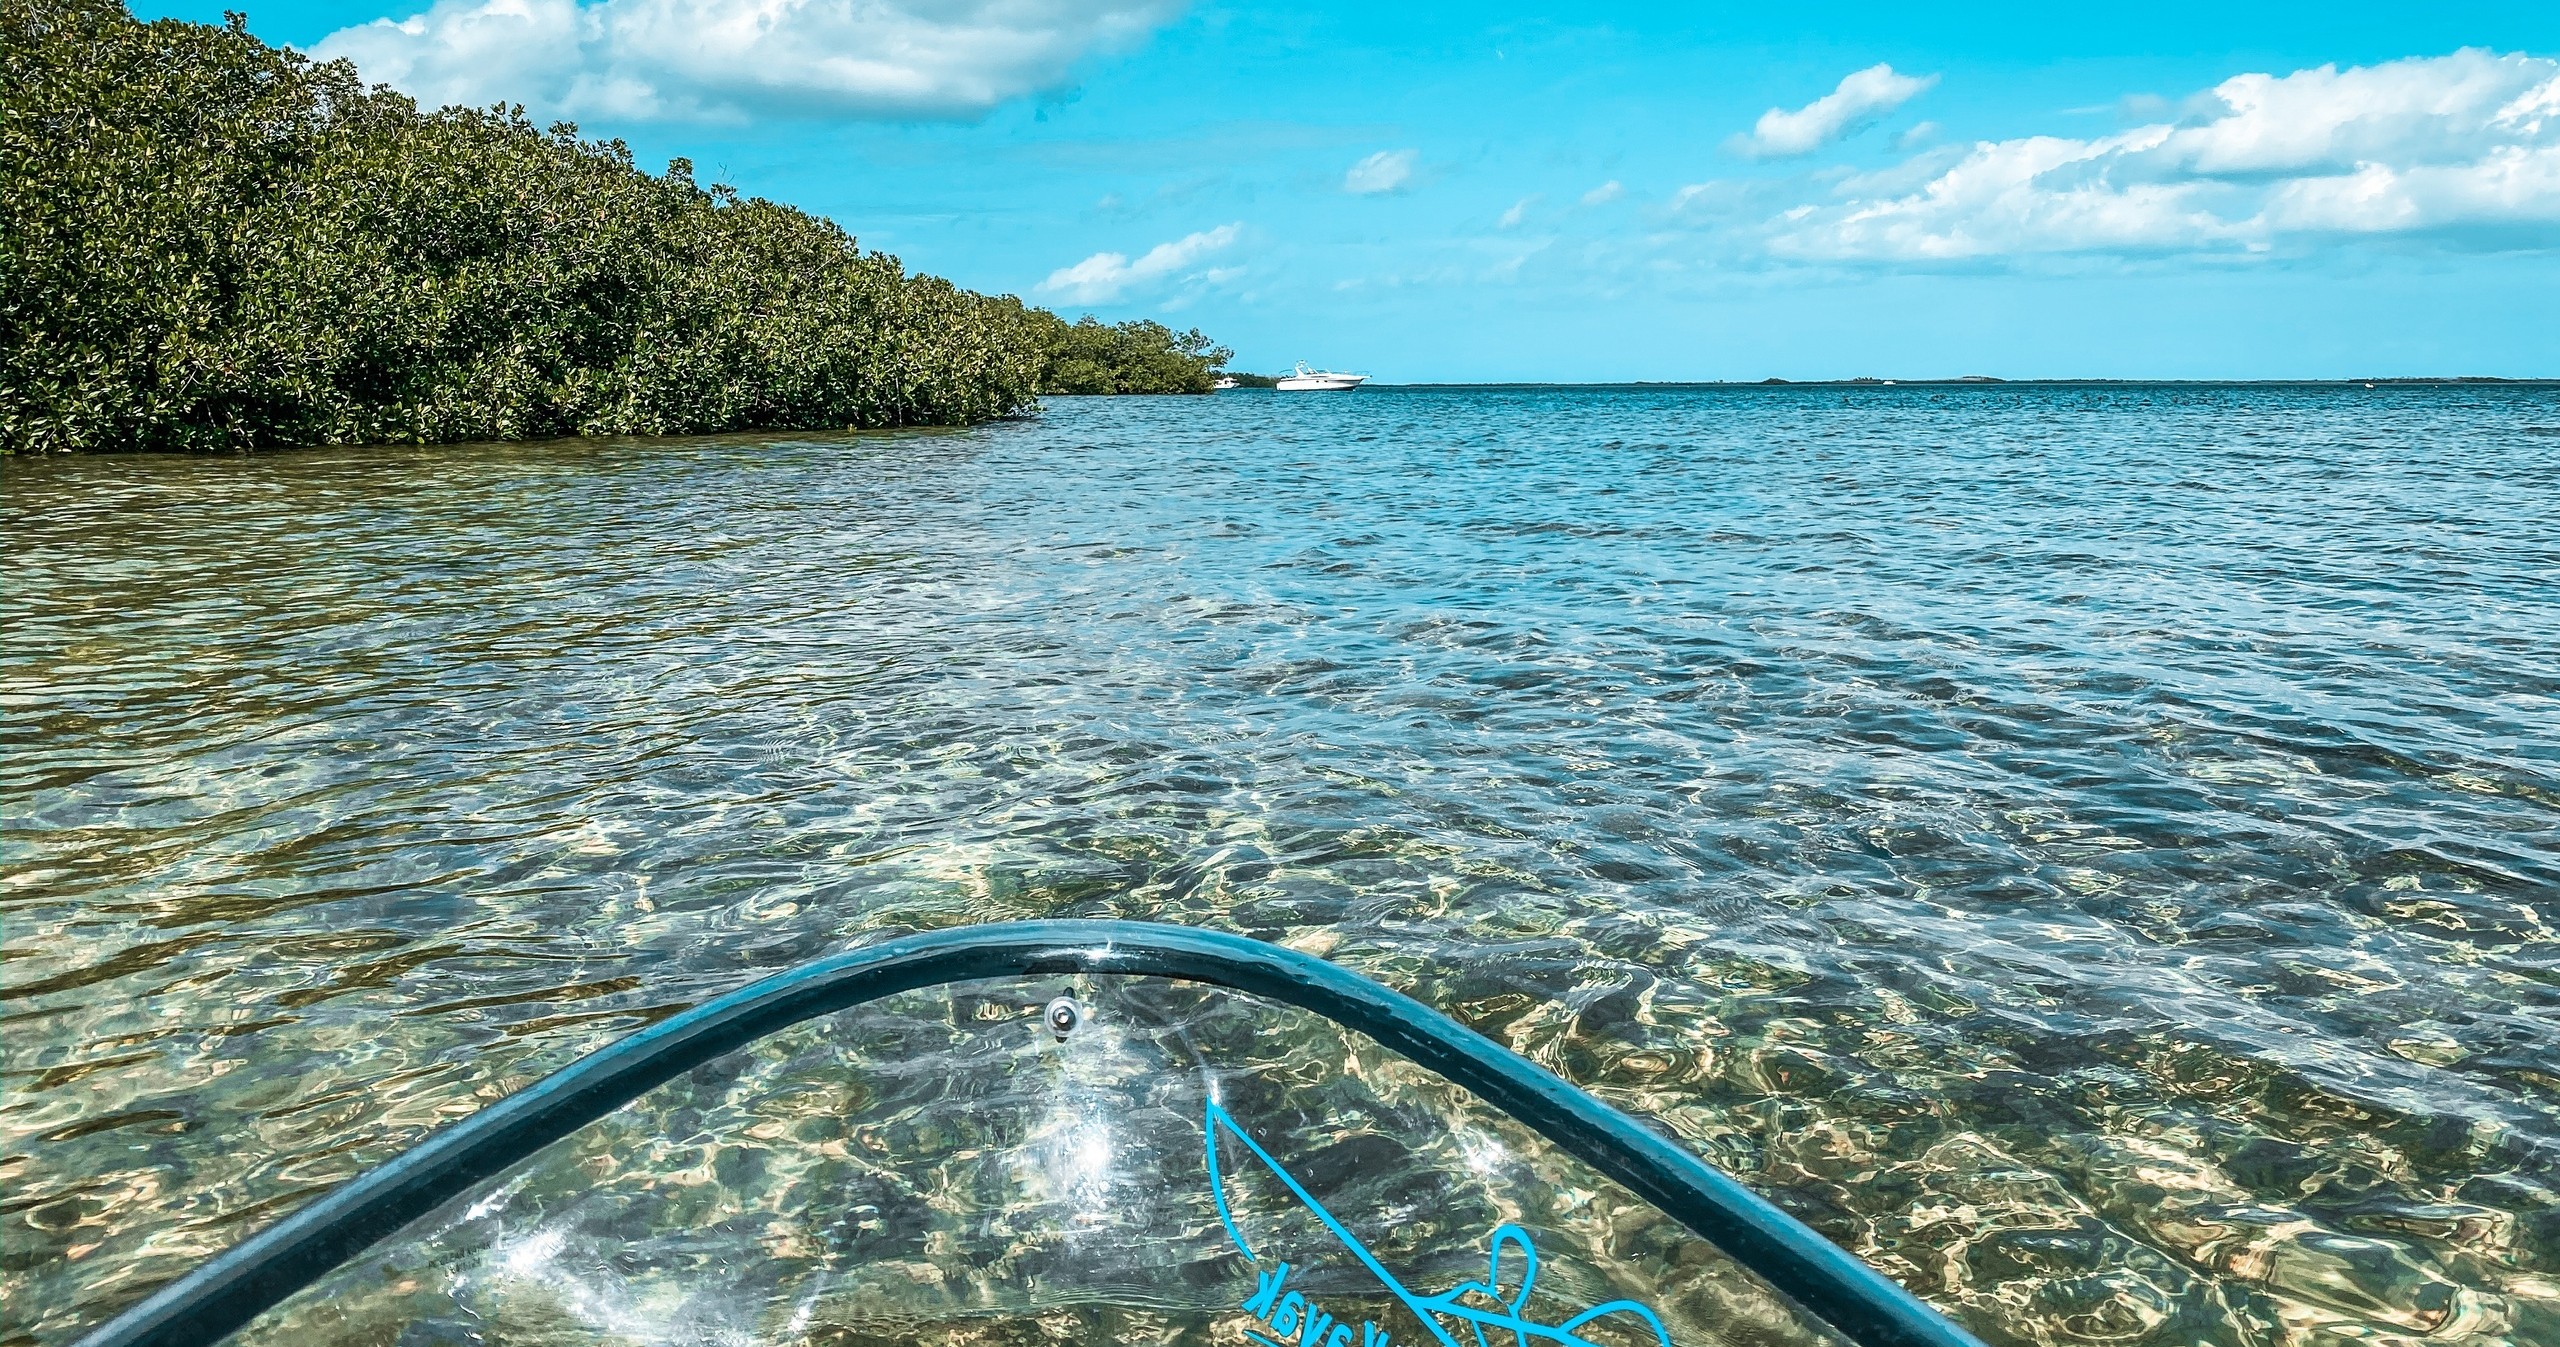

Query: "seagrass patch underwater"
<box><xmin>4</xmin><ymin>384</ymin><xmax>2557</xmax><ymax>1347</ymax></box>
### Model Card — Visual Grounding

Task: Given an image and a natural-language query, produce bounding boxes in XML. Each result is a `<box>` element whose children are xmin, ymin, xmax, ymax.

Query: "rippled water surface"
<box><xmin>6</xmin><ymin>385</ymin><xmax>2558</xmax><ymax>1347</ymax></box>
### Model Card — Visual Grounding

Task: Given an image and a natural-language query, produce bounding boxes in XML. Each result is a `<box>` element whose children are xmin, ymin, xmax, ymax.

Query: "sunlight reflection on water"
<box><xmin>4</xmin><ymin>385</ymin><xmax>2557</xmax><ymax>1347</ymax></box>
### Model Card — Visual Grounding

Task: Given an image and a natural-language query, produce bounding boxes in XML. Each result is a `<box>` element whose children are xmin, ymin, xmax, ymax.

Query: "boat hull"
<box><xmin>97</xmin><ymin>922</ymin><xmax>1983</xmax><ymax>1347</ymax></box>
<box><xmin>1275</xmin><ymin>374</ymin><xmax>1367</xmax><ymax>391</ymax></box>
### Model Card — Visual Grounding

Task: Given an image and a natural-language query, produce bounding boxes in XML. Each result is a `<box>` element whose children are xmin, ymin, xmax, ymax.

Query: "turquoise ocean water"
<box><xmin>5</xmin><ymin>385</ymin><xmax>2557</xmax><ymax>1346</ymax></box>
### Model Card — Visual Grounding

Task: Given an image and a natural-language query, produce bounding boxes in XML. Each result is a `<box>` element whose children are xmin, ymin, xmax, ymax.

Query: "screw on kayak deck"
<box><xmin>1044</xmin><ymin>995</ymin><xmax>1084</xmax><ymax>1039</ymax></box>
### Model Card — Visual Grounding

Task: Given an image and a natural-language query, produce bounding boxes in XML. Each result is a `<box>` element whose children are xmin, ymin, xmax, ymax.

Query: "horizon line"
<box><xmin>1258</xmin><ymin>376</ymin><xmax>2560</xmax><ymax>389</ymax></box>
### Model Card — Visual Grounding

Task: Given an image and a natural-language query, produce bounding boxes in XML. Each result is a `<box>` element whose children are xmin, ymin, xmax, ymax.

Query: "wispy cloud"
<box><xmin>1581</xmin><ymin>180</ymin><xmax>1624</xmax><ymax>204</ymax></box>
<box><xmin>1345</xmin><ymin>149</ymin><xmax>1418</xmax><ymax>194</ymax></box>
<box><xmin>1732</xmin><ymin>64</ymin><xmax>1938</xmax><ymax>159</ymax></box>
<box><xmin>310</xmin><ymin>0</ymin><xmax>1182</xmax><ymax>122</ymax></box>
<box><xmin>1770</xmin><ymin>49</ymin><xmax>2560</xmax><ymax>261</ymax></box>
<box><xmin>1497</xmin><ymin>194</ymin><xmax>1540</xmax><ymax>228</ymax></box>
<box><xmin>1038</xmin><ymin>224</ymin><xmax>1241</xmax><ymax>303</ymax></box>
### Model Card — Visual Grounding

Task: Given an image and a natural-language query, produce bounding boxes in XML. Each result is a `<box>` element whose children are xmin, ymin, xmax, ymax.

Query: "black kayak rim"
<box><xmin>73</xmin><ymin>919</ymin><xmax>1988</xmax><ymax>1347</ymax></box>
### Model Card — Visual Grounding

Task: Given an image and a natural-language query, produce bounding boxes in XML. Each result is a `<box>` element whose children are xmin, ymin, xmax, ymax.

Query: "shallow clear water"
<box><xmin>5</xmin><ymin>385</ymin><xmax>2558</xmax><ymax>1347</ymax></box>
<box><xmin>228</xmin><ymin>975</ymin><xmax>1856</xmax><ymax>1347</ymax></box>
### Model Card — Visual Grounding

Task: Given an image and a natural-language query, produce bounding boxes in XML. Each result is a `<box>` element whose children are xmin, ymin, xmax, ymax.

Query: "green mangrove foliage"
<box><xmin>1030</xmin><ymin>313</ymin><xmax>1236</xmax><ymax>395</ymax></box>
<box><xmin>1</xmin><ymin>2</ymin><xmax>1233</xmax><ymax>455</ymax></box>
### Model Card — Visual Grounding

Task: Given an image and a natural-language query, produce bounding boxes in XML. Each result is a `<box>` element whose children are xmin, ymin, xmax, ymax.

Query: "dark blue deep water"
<box><xmin>6</xmin><ymin>385</ymin><xmax>2558</xmax><ymax>1346</ymax></box>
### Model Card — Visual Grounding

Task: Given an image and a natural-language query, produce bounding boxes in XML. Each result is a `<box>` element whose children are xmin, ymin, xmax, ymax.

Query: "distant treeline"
<box><xmin>0</xmin><ymin>2</ymin><xmax>1232</xmax><ymax>454</ymax></box>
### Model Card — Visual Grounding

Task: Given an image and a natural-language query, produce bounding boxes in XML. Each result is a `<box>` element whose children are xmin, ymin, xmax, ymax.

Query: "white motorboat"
<box><xmin>1211</xmin><ymin>376</ymin><xmax>1238</xmax><ymax>390</ymax></box>
<box><xmin>1276</xmin><ymin>361</ymin><xmax>1367</xmax><ymax>391</ymax></box>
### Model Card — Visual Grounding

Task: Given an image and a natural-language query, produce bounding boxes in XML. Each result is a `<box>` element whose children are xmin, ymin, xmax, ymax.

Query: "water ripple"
<box><xmin>4</xmin><ymin>385</ymin><xmax>2557</xmax><ymax>1347</ymax></box>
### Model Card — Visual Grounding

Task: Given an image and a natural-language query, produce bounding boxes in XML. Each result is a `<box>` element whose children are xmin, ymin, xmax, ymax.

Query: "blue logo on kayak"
<box><xmin>1205</xmin><ymin>1100</ymin><xmax>1675</xmax><ymax>1347</ymax></box>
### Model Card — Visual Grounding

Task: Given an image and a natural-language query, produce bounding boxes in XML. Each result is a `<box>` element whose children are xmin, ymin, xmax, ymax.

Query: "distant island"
<box><xmin>0</xmin><ymin>3</ymin><xmax>1235</xmax><ymax>455</ymax></box>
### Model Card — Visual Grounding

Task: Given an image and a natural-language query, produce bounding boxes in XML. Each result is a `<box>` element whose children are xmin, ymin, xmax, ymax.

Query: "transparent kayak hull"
<box><xmin>72</xmin><ymin>922</ymin><xmax>1981</xmax><ymax>1347</ymax></box>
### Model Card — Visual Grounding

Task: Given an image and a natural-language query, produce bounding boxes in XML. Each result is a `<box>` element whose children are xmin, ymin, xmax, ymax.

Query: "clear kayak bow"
<box><xmin>73</xmin><ymin>921</ymin><xmax>1986</xmax><ymax>1347</ymax></box>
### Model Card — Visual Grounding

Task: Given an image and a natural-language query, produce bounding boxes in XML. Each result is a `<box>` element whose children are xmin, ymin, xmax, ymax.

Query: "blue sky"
<box><xmin>141</xmin><ymin>1</ymin><xmax>2560</xmax><ymax>380</ymax></box>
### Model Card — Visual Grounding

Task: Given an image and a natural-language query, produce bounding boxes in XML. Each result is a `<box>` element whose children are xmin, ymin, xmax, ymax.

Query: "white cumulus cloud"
<box><xmin>1581</xmin><ymin>180</ymin><xmax>1624</xmax><ymax>205</ymax></box>
<box><xmin>310</xmin><ymin>0</ymin><xmax>1182</xmax><ymax>122</ymax></box>
<box><xmin>1769</xmin><ymin>49</ymin><xmax>2560</xmax><ymax>261</ymax></box>
<box><xmin>1497</xmin><ymin>194</ymin><xmax>1539</xmax><ymax>228</ymax></box>
<box><xmin>1344</xmin><ymin>149</ymin><xmax>1418</xmax><ymax>195</ymax></box>
<box><xmin>1037</xmin><ymin>224</ymin><xmax>1240</xmax><ymax>303</ymax></box>
<box><xmin>1733</xmin><ymin>63</ymin><xmax>1938</xmax><ymax>159</ymax></box>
